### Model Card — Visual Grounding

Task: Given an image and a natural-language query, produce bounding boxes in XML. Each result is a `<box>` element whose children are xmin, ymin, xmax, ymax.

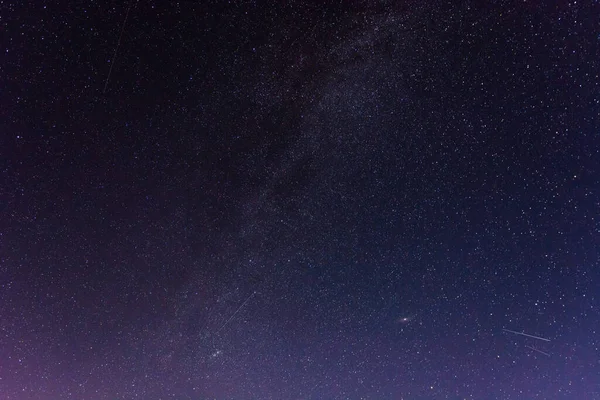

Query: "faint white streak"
<box><xmin>214</xmin><ymin>291</ymin><xmax>256</xmax><ymax>336</ymax></box>
<box><xmin>103</xmin><ymin>0</ymin><xmax>134</xmax><ymax>93</ymax></box>
<box><xmin>525</xmin><ymin>345</ymin><xmax>550</xmax><ymax>357</ymax></box>
<box><xmin>503</xmin><ymin>328</ymin><xmax>550</xmax><ymax>342</ymax></box>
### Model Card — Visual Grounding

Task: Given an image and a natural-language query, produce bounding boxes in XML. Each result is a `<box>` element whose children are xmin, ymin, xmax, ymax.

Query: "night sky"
<box><xmin>2</xmin><ymin>1</ymin><xmax>600</xmax><ymax>399</ymax></box>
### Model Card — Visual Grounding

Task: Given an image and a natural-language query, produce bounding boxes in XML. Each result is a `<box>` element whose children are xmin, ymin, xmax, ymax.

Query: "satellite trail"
<box><xmin>214</xmin><ymin>291</ymin><xmax>256</xmax><ymax>336</ymax></box>
<box><xmin>503</xmin><ymin>328</ymin><xmax>550</xmax><ymax>342</ymax></box>
<box><xmin>103</xmin><ymin>0</ymin><xmax>134</xmax><ymax>93</ymax></box>
<box><xmin>525</xmin><ymin>345</ymin><xmax>550</xmax><ymax>356</ymax></box>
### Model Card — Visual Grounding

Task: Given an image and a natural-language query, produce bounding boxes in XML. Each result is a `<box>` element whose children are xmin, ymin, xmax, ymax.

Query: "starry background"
<box><xmin>2</xmin><ymin>1</ymin><xmax>600</xmax><ymax>399</ymax></box>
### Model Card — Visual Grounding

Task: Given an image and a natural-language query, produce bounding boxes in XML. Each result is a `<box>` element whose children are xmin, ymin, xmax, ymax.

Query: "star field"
<box><xmin>2</xmin><ymin>1</ymin><xmax>600</xmax><ymax>399</ymax></box>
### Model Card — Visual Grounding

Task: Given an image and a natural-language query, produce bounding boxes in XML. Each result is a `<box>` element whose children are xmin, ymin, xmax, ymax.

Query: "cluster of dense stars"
<box><xmin>2</xmin><ymin>1</ymin><xmax>599</xmax><ymax>399</ymax></box>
